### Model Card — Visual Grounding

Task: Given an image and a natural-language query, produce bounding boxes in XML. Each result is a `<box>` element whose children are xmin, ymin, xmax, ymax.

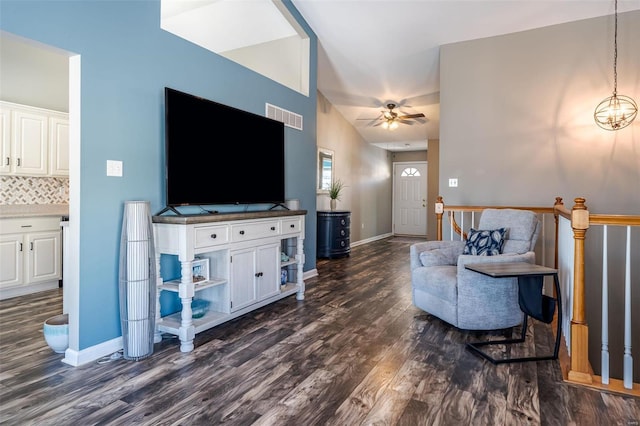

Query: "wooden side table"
<box><xmin>464</xmin><ymin>262</ymin><xmax>562</xmax><ymax>364</ymax></box>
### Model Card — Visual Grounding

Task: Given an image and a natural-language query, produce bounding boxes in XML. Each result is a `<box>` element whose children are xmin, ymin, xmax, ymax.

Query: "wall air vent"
<box><xmin>266</xmin><ymin>103</ymin><xmax>303</xmax><ymax>131</ymax></box>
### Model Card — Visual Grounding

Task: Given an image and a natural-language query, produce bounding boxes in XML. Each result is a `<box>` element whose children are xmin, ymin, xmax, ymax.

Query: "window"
<box><xmin>401</xmin><ymin>167</ymin><xmax>421</xmax><ymax>177</ymax></box>
<box><xmin>317</xmin><ymin>148</ymin><xmax>334</xmax><ymax>192</ymax></box>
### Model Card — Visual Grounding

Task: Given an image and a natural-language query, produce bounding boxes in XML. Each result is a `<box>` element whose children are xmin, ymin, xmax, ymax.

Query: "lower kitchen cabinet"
<box><xmin>0</xmin><ymin>216</ymin><xmax>61</xmax><ymax>299</ymax></box>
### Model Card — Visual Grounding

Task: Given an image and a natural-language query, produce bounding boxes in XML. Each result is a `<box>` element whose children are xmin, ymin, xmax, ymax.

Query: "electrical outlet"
<box><xmin>448</xmin><ymin>178</ymin><xmax>458</xmax><ymax>187</ymax></box>
<box><xmin>106</xmin><ymin>160</ymin><xmax>123</xmax><ymax>177</ymax></box>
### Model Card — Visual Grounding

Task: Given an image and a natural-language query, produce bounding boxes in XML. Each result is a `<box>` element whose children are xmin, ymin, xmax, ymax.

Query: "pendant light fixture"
<box><xmin>594</xmin><ymin>0</ymin><xmax>637</xmax><ymax>130</ymax></box>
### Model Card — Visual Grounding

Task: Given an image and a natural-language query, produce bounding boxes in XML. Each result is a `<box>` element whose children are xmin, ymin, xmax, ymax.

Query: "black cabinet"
<box><xmin>317</xmin><ymin>211</ymin><xmax>351</xmax><ymax>259</ymax></box>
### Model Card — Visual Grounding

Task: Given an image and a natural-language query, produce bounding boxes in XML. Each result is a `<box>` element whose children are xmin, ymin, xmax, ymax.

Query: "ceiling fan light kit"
<box><xmin>382</xmin><ymin>119</ymin><xmax>399</xmax><ymax>130</ymax></box>
<box><xmin>594</xmin><ymin>0</ymin><xmax>637</xmax><ymax>130</ymax></box>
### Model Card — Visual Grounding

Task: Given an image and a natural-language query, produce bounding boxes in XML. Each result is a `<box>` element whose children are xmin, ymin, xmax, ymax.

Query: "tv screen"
<box><xmin>164</xmin><ymin>87</ymin><xmax>285</xmax><ymax>207</ymax></box>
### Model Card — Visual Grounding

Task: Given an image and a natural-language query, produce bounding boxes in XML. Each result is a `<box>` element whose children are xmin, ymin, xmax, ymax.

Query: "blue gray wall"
<box><xmin>0</xmin><ymin>0</ymin><xmax>317</xmax><ymax>350</ymax></box>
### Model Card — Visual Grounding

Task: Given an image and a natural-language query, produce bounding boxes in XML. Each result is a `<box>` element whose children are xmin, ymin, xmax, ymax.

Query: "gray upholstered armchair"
<box><xmin>410</xmin><ymin>208</ymin><xmax>541</xmax><ymax>330</ymax></box>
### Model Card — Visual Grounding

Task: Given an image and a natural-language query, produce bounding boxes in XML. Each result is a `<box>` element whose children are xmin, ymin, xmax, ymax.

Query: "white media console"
<box><xmin>152</xmin><ymin>210</ymin><xmax>306</xmax><ymax>352</ymax></box>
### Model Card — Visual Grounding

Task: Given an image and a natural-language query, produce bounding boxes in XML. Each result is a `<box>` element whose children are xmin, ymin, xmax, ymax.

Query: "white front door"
<box><xmin>393</xmin><ymin>162</ymin><xmax>427</xmax><ymax>236</ymax></box>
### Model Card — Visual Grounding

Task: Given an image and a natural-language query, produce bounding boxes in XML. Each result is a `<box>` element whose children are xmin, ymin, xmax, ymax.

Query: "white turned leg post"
<box><xmin>296</xmin><ymin>236</ymin><xmax>305</xmax><ymax>300</ymax></box>
<box><xmin>154</xmin><ymin>252</ymin><xmax>163</xmax><ymax>343</ymax></box>
<box><xmin>178</xmin><ymin>259</ymin><xmax>195</xmax><ymax>352</ymax></box>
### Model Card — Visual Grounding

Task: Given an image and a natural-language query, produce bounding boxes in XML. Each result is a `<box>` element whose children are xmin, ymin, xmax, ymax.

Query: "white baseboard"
<box><xmin>351</xmin><ymin>232</ymin><xmax>392</xmax><ymax>247</ymax></box>
<box><xmin>62</xmin><ymin>336</ymin><xmax>123</xmax><ymax>367</ymax></box>
<box><xmin>0</xmin><ymin>280</ymin><xmax>59</xmax><ymax>300</ymax></box>
<box><xmin>303</xmin><ymin>268</ymin><xmax>318</xmax><ymax>280</ymax></box>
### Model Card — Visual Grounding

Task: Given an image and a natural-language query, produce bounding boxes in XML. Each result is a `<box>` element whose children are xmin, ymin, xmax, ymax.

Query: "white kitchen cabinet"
<box><xmin>0</xmin><ymin>106</ymin><xmax>10</xmax><ymax>174</ymax></box>
<box><xmin>0</xmin><ymin>233</ymin><xmax>23</xmax><ymax>287</ymax></box>
<box><xmin>0</xmin><ymin>101</ymin><xmax>69</xmax><ymax>177</ymax></box>
<box><xmin>49</xmin><ymin>115</ymin><xmax>69</xmax><ymax>176</ymax></box>
<box><xmin>27</xmin><ymin>230</ymin><xmax>61</xmax><ymax>283</ymax></box>
<box><xmin>153</xmin><ymin>211</ymin><xmax>305</xmax><ymax>352</ymax></box>
<box><xmin>0</xmin><ymin>216</ymin><xmax>62</xmax><ymax>299</ymax></box>
<box><xmin>10</xmin><ymin>108</ymin><xmax>48</xmax><ymax>176</ymax></box>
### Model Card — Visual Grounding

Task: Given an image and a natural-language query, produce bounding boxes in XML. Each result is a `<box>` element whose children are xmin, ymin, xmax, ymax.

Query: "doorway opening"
<box><xmin>0</xmin><ymin>31</ymin><xmax>81</xmax><ymax>364</ymax></box>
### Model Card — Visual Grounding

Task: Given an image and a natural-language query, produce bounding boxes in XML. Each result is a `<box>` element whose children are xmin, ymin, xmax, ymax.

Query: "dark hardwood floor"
<box><xmin>1</xmin><ymin>237</ymin><xmax>639</xmax><ymax>425</ymax></box>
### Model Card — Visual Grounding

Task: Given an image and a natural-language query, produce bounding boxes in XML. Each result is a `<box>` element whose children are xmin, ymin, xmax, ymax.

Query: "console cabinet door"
<box><xmin>230</xmin><ymin>247</ymin><xmax>257</xmax><ymax>312</ymax></box>
<box><xmin>0</xmin><ymin>234</ymin><xmax>24</xmax><ymax>288</ymax></box>
<box><xmin>26</xmin><ymin>231</ymin><xmax>61</xmax><ymax>284</ymax></box>
<box><xmin>230</xmin><ymin>243</ymin><xmax>280</xmax><ymax>312</ymax></box>
<box><xmin>255</xmin><ymin>243</ymin><xmax>280</xmax><ymax>301</ymax></box>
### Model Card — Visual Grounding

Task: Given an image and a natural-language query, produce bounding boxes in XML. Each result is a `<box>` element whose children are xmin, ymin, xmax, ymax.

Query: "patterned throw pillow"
<box><xmin>463</xmin><ymin>228</ymin><xmax>507</xmax><ymax>256</ymax></box>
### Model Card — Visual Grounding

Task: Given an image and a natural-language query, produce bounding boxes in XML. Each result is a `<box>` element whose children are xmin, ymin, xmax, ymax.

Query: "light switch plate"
<box><xmin>448</xmin><ymin>178</ymin><xmax>458</xmax><ymax>187</ymax></box>
<box><xmin>106</xmin><ymin>160</ymin><xmax>123</xmax><ymax>177</ymax></box>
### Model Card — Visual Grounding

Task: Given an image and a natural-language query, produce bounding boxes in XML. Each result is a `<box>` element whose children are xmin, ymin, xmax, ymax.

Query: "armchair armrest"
<box><xmin>410</xmin><ymin>240</ymin><xmax>465</xmax><ymax>270</ymax></box>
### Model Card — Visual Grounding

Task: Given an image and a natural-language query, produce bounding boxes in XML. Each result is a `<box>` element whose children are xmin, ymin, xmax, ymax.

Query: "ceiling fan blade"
<box><xmin>357</xmin><ymin>111</ymin><xmax>384</xmax><ymax>121</ymax></box>
<box><xmin>398</xmin><ymin>113</ymin><xmax>426</xmax><ymax>120</ymax></box>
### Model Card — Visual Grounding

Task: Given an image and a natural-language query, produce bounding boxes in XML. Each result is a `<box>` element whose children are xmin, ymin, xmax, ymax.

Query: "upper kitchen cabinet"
<box><xmin>48</xmin><ymin>115</ymin><xmax>69</xmax><ymax>176</ymax></box>
<box><xmin>0</xmin><ymin>101</ymin><xmax>69</xmax><ymax>177</ymax></box>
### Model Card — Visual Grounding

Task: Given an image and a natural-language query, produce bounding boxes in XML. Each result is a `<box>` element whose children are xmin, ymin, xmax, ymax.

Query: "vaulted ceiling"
<box><xmin>292</xmin><ymin>0</ymin><xmax>640</xmax><ymax>151</ymax></box>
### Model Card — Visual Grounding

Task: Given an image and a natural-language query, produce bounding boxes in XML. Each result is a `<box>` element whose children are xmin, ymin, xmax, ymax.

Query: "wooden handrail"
<box><xmin>554</xmin><ymin>201</ymin><xmax>572</xmax><ymax>220</ymax></box>
<box><xmin>443</xmin><ymin>205</ymin><xmax>556</xmax><ymax>214</ymax></box>
<box><xmin>436</xmin><ymin>195</ymin><xmax>557</xmax><ymax>241</ymax></box>
<box><xmin>589</xmin><ymin>215</ymin><xmax>640</xmax><ymax>226</ymax></box>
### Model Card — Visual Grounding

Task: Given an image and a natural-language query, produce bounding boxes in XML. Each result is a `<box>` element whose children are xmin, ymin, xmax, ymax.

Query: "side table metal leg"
<box><xmin>552</xmin><ymin>273</ymin><xmax>562</xmax><ymax>359</ymax></box>
<box><xmin>466</xmin><ymin>315</ymin><xmax>529</xmax><ymax>364</ymax></box>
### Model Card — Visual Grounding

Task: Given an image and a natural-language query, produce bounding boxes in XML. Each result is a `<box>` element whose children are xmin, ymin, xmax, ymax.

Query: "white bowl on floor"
<box><xmin>43</xmin><ymin>313</ymin><xmax>69</xmax><ymax>353</ymax></box>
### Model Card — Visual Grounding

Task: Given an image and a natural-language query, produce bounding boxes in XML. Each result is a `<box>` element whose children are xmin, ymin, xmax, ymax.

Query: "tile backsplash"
<box><xmin>0</xmin><ymin>176</ymin><xmax>69</xmax><ymax>205</ymax></box>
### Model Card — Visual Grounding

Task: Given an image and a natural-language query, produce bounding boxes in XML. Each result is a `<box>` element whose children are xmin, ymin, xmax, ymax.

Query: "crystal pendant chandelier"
<box><xmin>594</xmin><ymin>0</ymin><xmax>637</xmax><ymax>130</ymax></box>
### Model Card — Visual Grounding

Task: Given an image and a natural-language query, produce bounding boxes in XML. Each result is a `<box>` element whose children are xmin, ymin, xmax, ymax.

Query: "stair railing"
<box><xmin>556</xmin><ymin>198</ymin><xmax>640</xmax><ymax>396</ymax></box>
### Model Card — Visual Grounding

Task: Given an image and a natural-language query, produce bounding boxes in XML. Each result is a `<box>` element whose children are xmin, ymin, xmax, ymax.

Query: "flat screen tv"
<box><xmin>164</xmin><ymin>87</ymin><xmax>285</xmax><ymax>209</ymax></box>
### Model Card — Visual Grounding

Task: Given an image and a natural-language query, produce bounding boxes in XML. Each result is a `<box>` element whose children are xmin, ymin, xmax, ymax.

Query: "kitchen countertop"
<box><xmin>0</xmin><ymin>204</ymin><xmax>69</xmax><ymax>219</ymax></box>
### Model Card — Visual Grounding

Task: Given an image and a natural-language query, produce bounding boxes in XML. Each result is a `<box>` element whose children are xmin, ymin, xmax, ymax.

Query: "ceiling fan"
<box><xmin>359</xmin><ymin>103</ymin><xmax>426</xmax><ymax>130</ymax></box>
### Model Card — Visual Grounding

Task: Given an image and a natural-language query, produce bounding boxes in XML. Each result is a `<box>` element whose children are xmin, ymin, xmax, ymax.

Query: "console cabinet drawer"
<box><xmin>194</xmin><ymin>225</ymin><xmax>229</xmax><ymax>248</ymax></box>
<box><xmin>231</xmin><ymin>220</ymin><xmax>280</xmax><ymax>242</ymax></box>
<box><xmin>281</xmin><ymin>217</ymin><xmax>302</xmax><ymax>235</ymax></box>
